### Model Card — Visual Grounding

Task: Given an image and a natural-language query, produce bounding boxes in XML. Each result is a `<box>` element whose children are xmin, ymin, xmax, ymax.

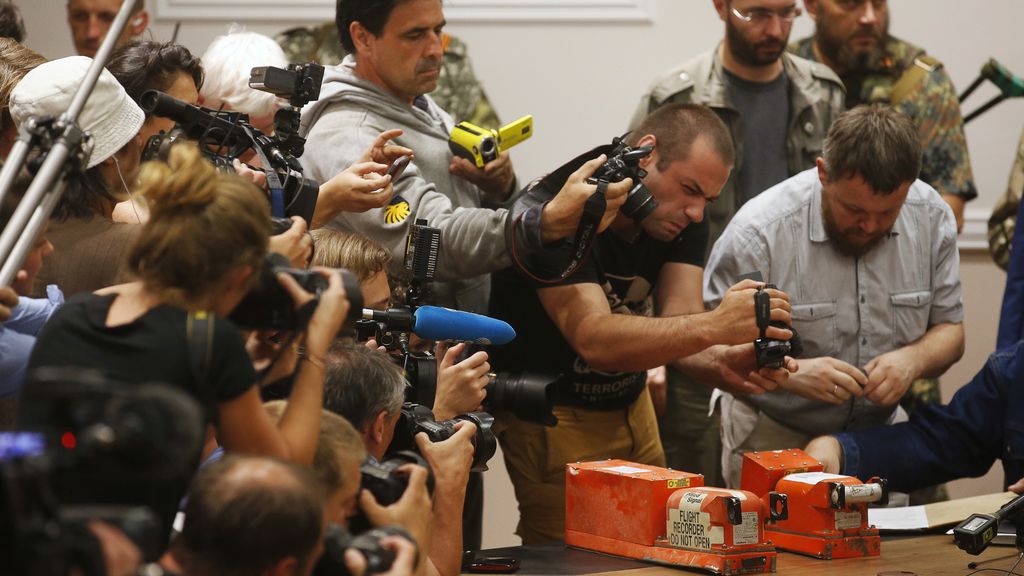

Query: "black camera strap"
<box><xmin>755</xmin><ymin>287</ymin><xmax>771</xmax><ymax>339</ymax></box>
<box><xmin>510</xmin><ymin>144</ymin><xmax>613</xmax><ymax>284</ymax></box>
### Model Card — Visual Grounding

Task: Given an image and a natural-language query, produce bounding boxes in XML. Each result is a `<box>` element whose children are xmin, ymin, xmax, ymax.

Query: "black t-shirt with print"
<box><xmin>489</xmin><ymin>219</ymin><xmax>708</xmax><ymax>410</ymax></box>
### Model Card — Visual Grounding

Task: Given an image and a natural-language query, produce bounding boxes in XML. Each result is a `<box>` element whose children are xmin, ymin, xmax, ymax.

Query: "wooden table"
<box><xmin>474</xmin><ymin>535</ymin><xmax>1022</xmax><ymax>575</ymax></box>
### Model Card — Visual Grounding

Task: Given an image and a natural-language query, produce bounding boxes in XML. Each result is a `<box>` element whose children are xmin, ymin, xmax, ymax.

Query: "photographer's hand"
<box><xmin>0</xmin><ymin>286</ymin><xmax>17</xmax><ymax>323</ymax></box>
<box><xmin>804</xmin><ymin>435</ymin><xmax>843</xmax><ymax>474</ymax></box>
<box><xmin>540</xmin><ymin>154</ymin><xmax>632</xmax><ymax>243</ymax></box>
<box><xmin>232</xmin><ymin>158</ymin><xmax>268</xmax><ymax>189</ymax></box>
<box><xmin>268</xmin><ymin>216</ymin><xmax>313</xmax><ymax>268</ymax></box>
<box><xmin>415</xmin><ymin>423</ymin><xmax>475</xmax><ymax>576</ymax></box>
<box><xmin>313</xmin><ymin>161</ymin><xmax>395</xmax><ymax>228</ymax></box>
<box><xmin>359</xmin><ymin>464</ymin><xmax>432</xmax><ymax>561</ymax></box>
<box><xmin>709</xmin><ymin>280</ymin><xmax>792</xmax><ymax>345</ymax></box>
<box><xmin>87</xmin><ymin>521</ymin><xmax>142</xmax><ymax>576</ymax></box>
<box><xmin>782</xmin><ymin>356</ymin><xmax>865</xmax><ymax>405</ymax></box>
<box><xmin>432</xmin><ymin>342</ymin><xmax>489</xmax><ymax>421</ymax></box>
<box><xmin>298</xmin><ymin>268</ymin><xmax>349</xmax><ymax>357</ymax></box>
<box><xmin>359</xmin><ymin>129</ymin><xmax>414</xmax><ymax>167</ymax></box>
<box><xmin>647</xmin><ymin>365</ymin><xmax>667</xmax><ymax>417</ymax></box>
<box><xmin>449</xmin><ymin>151</ymin><xmax>516</xmax><ymax>202</ymax></box>
<box><xmin>344</xmin><ymin>534</ymin><xmax>419</xmax><ymax>576</ymax></box>
<box><xmin>703</xmin><ymin>343</ymin><xmax>795</xmax><ymax>395</ymax></box>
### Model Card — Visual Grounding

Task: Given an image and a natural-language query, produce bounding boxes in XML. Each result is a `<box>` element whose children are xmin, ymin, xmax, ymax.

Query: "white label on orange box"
<box><xmin>783</xmin><ymin>472</ymin><xmax>849</xmax><ymax>485</ymax></box>
<box><xmin>668</xmin><ymin>493</ymin><xmax>725</xmax><ymax>550</ymax></box>
<box><xmin>835</xmin><ymin>511</ymin><xmax>862</xmax><ymax>530</ymax></box>
<box><xmin>599</xmin><ymin>465</ymin><xmax>650</xmax><ymax>475</ymax></box>
<box><xmin>733</xmin><ymin>511</ymin><xmax>759</xmax><ymax>545</ymax></box>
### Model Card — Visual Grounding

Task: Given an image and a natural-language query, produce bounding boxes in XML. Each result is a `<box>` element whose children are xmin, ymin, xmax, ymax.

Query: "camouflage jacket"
<box><xmin>989</xmin><ymin>127</ymin><xmax>1024</xmax><ymax>269</ymax></box>
<box><xmin>276</xmin><ymin>23</ymin><xmax>501</xmax><ymax>129</ymax></box>
<box><xmin>629</xmin><ymin>47</ymin><xmax>846</xmax><ymax>258</ymax></box>
<box><xmin>790</xmin><ymin>36</ymin><xmax>978</xmax><ymax>202</ymax></box>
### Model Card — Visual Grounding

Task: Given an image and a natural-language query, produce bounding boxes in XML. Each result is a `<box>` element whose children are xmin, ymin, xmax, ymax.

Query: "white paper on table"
<box><xmin>868</xmin><ymin>505</ymin><xmax>930</xmax><ymax>531</ymax></box>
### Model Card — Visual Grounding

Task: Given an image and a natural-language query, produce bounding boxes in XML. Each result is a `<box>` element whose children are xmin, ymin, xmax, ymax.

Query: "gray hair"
<box><xmin>323</xmin><ymin>342</ymin><xmax>406</xmax><ymax>431</ymax></box>
<box><xmin>821</xmin><ymin>105</ymin><xmax>921</xmax><ymax>194</ymax></box>
<box><xmin>200</xmin><ymin>27</ymin><xmax>287</xmax><ymax>120</ymax></box>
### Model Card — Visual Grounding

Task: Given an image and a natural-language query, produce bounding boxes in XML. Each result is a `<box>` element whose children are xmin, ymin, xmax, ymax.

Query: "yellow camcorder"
<box><xmin>448</xmin><ymin>115</ymin><xmax>533</xmax><ymax>168</ymax></box>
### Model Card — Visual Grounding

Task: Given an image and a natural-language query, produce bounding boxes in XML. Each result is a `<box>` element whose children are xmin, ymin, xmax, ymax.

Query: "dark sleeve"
<box><xmin>514</xmin><ymin>235</ymin><xmax>601</xmax><ymax>289</ymax></box>
<box><xmin>210</xmin><ymin>319</ymin><xmax>257</xmax><ymax>404</ymax></box>
<box><xmin>838</xmin><ymin>344</ymin><xmax>1021</xmax><ymax>492</ymax></box>
<box><xmin>667</xmin><ymin>218</ymin><xmax>710</xmax><ymax>267</ymax></box>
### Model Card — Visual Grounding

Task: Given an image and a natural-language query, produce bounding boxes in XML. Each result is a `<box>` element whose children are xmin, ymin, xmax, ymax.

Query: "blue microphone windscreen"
<box><xmin>412</xmin><ymin>305</ymin><xmax>516</xmax><ymax>345</ymax></box>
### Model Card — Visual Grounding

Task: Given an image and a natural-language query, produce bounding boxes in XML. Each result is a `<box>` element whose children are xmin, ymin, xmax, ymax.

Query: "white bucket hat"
<box><xmin>9</xmin><ymin>56</ymin><xmax>145</xmax><ymax>169</ymax></box>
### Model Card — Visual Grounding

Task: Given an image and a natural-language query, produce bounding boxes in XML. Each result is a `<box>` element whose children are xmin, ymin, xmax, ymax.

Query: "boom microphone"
<box><xmin>363</xmin><ymin>305</ymin><xmax>516</xmax><ymax>345</ymax></box>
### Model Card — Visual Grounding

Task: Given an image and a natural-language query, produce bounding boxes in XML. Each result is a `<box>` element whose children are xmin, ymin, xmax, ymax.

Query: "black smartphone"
<box><xmin>387</xmin><ymin>154</ymin><xmax>413</xmax><ymax>180</ymax></box>
<box><xmin>464</xmin><ymin>557</ymin><xmax>521</xmax><ymax>574</ymax></box>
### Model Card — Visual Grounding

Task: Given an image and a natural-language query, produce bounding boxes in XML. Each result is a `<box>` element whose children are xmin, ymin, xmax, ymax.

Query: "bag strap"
<box><xmin>186</xmin><ymin>310</ymin><xmax>214</xmax><ymax>405</ymax></box>
<box><xmin>890</xmin><ymin>55</ymin><xmax>941</xmax><ymax>106</ymax></box>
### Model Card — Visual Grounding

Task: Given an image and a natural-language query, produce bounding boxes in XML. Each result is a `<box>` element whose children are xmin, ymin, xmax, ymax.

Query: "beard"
<box><xmin>725</xmin><ymin>20</ymin><xmax>786</xmax><ymax>68</ymax></box>
<box><xmin>815</xmin><ymin>9</ymin><xmax>889</xmax><ymax>73</ymax></box>
<box><xmin>821</xmin><ymin>193</ymin><xmax>890</xmax><ymax>258</ymax></box>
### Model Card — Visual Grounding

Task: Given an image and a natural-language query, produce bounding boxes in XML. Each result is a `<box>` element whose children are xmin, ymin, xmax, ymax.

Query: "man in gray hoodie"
<box><xmin>300</xmin><ymin>0</ymin><xmax>626</xmax><ymax>314</ymax></box>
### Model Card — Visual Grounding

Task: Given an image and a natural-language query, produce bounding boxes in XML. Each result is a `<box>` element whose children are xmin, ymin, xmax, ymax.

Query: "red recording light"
<box><xmin>60</xmin><ymin>432</ymin><xmax>76</xmax><ymax>450</ymax></box>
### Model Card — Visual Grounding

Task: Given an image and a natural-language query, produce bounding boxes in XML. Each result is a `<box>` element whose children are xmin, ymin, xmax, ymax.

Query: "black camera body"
<box><xmin>587</xmin><ymin>135</ymin><xmax>657</xmax><ymax>222</ymax></box>
<box><xmin>389</xmin><ymin>404</ymin><xmax>497</xmax><ymax>472</ymax></box>
<box><xmin>486</xmin><ymin>370</ymin><xmax>560</xmax><ymax>427</ymax></box>
<box><xmin>315</xmin><ymin>524</ymin><xmax>417</xmax><ymax>576</ymax></box>
<box><xmin>230</xmin><ymin>252</ymin><xmax>363</xmax><ymax>333</ymax></box>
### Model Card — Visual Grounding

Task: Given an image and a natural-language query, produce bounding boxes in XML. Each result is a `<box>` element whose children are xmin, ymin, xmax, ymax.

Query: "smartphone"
<box><xmin>387</xmin><ymin>155</ymin><xmax>413</xmax><ymax>181</ymax></box>
<box><xmin>464</xmin><ymin>557</ymin><xmax>521</xmax><ymax>574</ymax></box>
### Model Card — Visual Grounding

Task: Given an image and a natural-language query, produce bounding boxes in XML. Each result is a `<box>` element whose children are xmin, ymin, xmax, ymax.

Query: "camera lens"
<box><xmin>619</xmin><ymin>183</ymin><xmax>658</xmax><ymax>222</ymax></box>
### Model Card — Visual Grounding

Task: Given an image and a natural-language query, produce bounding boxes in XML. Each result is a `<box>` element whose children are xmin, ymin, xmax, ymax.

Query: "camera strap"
<box><xmin>186</xmin><ymin>311</ymin><xmax>216</xmax><ymax>413</ymax></box>
<box><xmin>254</xmin><ymin>144</ymin><xmax>286</xmax><ymax>218</ymax></box>
<box><xmin>509</xmin><ymin>144</ymin><xmax>614</xmax><ymax>284</ymax></box>
<box><xmin>754</xmin><ymin>287</ymin><xmax>771</xmax><ymax>339</ymax></box>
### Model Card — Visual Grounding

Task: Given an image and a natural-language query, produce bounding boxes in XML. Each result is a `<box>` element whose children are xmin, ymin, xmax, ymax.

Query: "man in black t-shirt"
<box><xmin>489</xmin><ymin>104</ymin><xmax>796</xmax><ymax>544</ymax></box>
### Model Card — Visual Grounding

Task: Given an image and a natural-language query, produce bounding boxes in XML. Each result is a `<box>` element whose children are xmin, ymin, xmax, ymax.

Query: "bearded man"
<box><xmin>704</xmin><ymin>105</ymin><xmax>964</xmax><ymax>488</ymax></box>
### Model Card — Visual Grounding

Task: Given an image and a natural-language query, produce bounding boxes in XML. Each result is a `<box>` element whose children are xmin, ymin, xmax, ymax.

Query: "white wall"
<box><xmin>17</xmin><ymin>0</ymin><xmax>1024</xmax><ymax>548</ymax></box>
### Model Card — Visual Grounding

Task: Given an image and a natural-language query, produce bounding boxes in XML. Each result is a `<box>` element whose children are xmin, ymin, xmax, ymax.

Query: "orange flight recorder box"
<box><xmin>566</xmin><ymin>460</ymin><xmax>787</xmax><ymax>574</ymax></box>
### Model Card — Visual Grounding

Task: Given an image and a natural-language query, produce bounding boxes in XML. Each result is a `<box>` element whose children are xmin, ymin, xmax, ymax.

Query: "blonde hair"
<box><xmin>0</xmin><ymin>38</ymin><xmax>44</xmax><ymax>134</ymax></box>
<box><xmin>311</xmin><ymin>228</ymin><xmax>392</xmax><ymax>282</ymax></box>
<box><xmin>128</xmin><ymin>145</ymin><xmax>270</xmax><ymax>301</ymax></box>
<box><xmin>263</xmin><ymin>400</ymin><xmax>366</xmax><ymax>494</ymax></box>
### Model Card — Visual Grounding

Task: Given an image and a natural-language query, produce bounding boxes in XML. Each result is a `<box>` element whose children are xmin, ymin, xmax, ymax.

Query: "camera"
<box><xmin>389</xmin><ymin>404</ymin><xmax>497</xmax><ymax>472</ymax></box>
<box><xmin>7</xmin><ymin>369</ymin><xmax>206</xmax><ymax>570</ymax></box>
<box><xmin>139</xmin><ymin>90</ymin><xmax>321</xmax><ymax>224</ymax></box>
<box><xmin>249</xmin><ymin>62</ymin><xmax>324</xmax><ymax>109</ymax></box>
<box><xmin>230</xmin><ymin>252</ymin><xmax>363</xmax><ymax>332</ymax></box>
<box><xmin>448</xmin><ymin>115</ymin><xmax>533</xmax><ymax>168</ymax></box>
<box><xmin>315</xmin><ymin>524</ymin><xmax>418</xmax><ymax>576</ymax></box>
<box><xmin>486</xmin><ymin>371</ymin><xmax>559</xmax><ymax>427</ymax></box>
<box><xmin>348</xmin><ymin>450</ymin><xmax>434</xmax><ymax>535</ymax></box>
<box><xmin>588</xmin><ymin>134</ymin><xmax>658</xmax><ymax>222</ymax></box>
<box><xmin>752</xmin><ymin>284</ymin><xmax>803</xmax><ymax>369</ymax></box>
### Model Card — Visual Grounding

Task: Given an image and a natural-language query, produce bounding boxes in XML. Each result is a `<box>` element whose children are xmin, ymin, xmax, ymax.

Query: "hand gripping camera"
<box><xmin>753</xmin><ymin>284</ymin><xmax>802</xmax><ymax>369</ymax></box>
<box><xmin>587</xmin><ymin>134</ymin><xmax>658</xmax><ymax>222</ymax></box>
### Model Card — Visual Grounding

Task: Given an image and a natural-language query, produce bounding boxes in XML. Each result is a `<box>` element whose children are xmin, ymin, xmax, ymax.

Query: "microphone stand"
<box><xmin>0</xmin><ymin>0</ymin><xmax>138</xmax><ymax>286</ymax></box>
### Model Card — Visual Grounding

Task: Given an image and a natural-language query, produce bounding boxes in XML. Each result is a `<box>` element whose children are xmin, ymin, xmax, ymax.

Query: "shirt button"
<box><xmin>679</xmin><ymin>72</ymin><xmax>690</xmax><ymax>82</ymax></box>
<box><xmin>804</xmin><ymin>122</ymin><xmax>815</xmax><ymax>134</ymax></box>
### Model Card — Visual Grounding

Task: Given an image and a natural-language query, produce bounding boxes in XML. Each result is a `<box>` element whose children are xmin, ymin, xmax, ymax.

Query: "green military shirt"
<box><xmin>790</xmin><ymin>36</ymin><xmax>978</xmax><ymax>202</ymax></box>
<box><xmin>989</xmin><ymin>127</ymin><xmax>1024</xmax><ymax>269</ymax></box>
<box><xmin>276</xmin><ymin>23</ymin><xmax>501</xmax><ymax>129</ymax></box>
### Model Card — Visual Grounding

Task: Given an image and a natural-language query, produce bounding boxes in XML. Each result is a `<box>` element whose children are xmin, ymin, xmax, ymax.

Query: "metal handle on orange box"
<box><xmin>830</xmin><ymin>482</ymin><xmax>885</xmax><ymax>509</ymax></box>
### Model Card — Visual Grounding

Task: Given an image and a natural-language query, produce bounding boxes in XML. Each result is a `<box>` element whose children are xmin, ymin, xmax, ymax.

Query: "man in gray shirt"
<box><xmin>629</xmin><ymin>0</ymin><xmax>845</xmax><ymax>483</ymax></box>
<box><xmin>704</xmin><ymin>105</ymin><xmax>965</xmax><ymax>487</ymax></box>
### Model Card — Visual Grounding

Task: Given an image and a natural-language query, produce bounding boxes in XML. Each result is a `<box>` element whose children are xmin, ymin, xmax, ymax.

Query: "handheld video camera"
<box><xmin>449</xmin><ymin>115</ymin><xmax>533</xmax><ymax>168</ymax></box>
<box><xmin>589</xmin><ymin>134</ymin><xmax>658</xmax><ymax>222</ymax></box>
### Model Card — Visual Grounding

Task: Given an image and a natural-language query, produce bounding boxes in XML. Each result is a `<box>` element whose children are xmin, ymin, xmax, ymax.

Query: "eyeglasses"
<box><xmin>835</xmin><ymin>0</ymin><xmax>886</xmax><ymax>11</ymax></box>
<box><xmin>730</xmin><ymin>4</ymin><xmax>802</xmax><ymax>25</ymax></box>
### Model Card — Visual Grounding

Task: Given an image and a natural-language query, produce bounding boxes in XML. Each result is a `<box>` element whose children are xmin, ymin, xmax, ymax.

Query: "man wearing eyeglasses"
<box><xmin>790</xmin><ymin>0</ymin><xmax>976</xmax><ymax>234</ymax></box>
<box><xmin>629</xmin><ymin>0</ymin><xmax>844</xmax><ymax>486</ymax></box>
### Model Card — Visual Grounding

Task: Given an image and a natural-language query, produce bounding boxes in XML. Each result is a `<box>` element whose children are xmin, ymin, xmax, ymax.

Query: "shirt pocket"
<box><xmin>791</xmin><ymin>301</ymin><xmax>837</xmax><ymax>358</ymax></box>
<box><xmin>890</xmin><ymin>290</ymin><xmax>932</xmax><ymax>348</ymax></box>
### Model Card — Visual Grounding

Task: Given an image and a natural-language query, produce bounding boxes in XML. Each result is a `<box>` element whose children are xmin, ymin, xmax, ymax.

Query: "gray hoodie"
<box><xmin>300</xmin><ymin>56</ymin><xmax>541</xmax><ymax>313</ymax></box>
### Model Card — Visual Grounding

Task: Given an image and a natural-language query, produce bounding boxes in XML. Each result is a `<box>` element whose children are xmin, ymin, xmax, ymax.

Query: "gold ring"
<box><xmin>833</xmin><ymin>384</ymin><xmax>839</xmax><ymax>395</ymax></box>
